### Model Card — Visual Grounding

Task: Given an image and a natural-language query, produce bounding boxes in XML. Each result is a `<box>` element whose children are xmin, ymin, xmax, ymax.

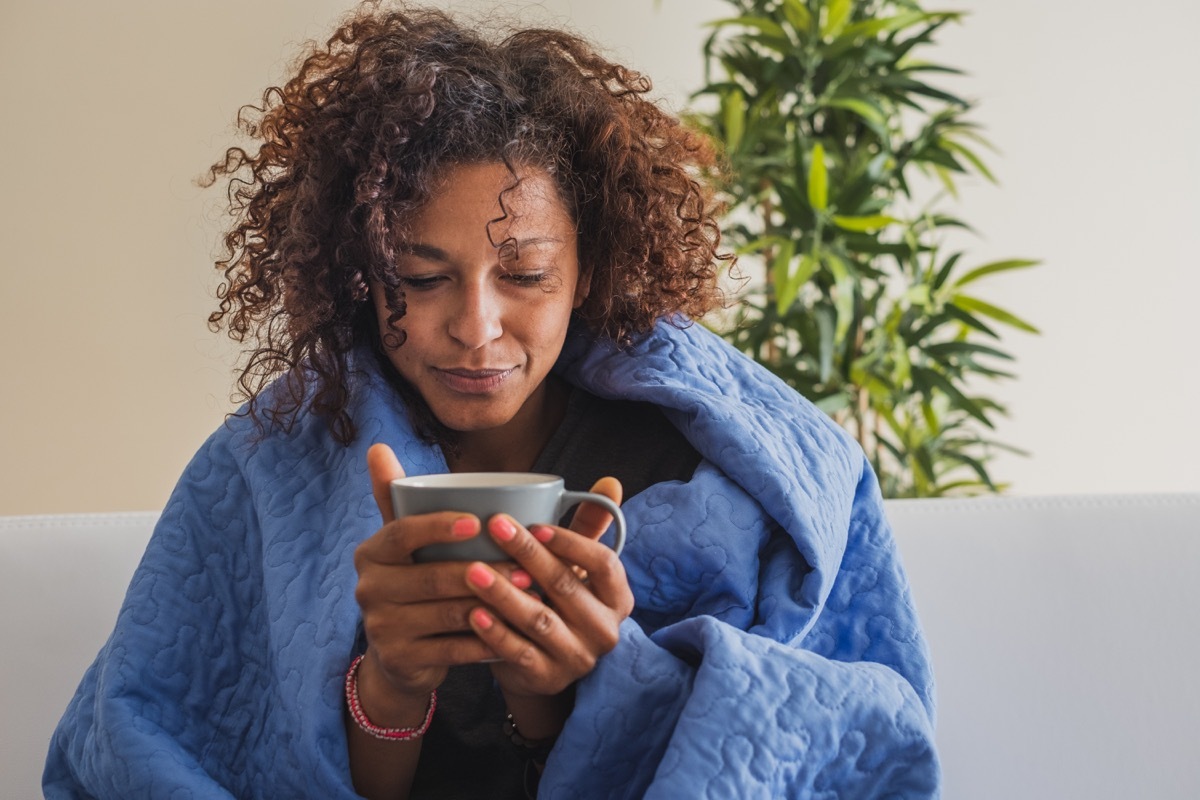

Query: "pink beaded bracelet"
<box><xmin>344</xmin><ymin>654</ymin><xmax>437</xmax><ymax>741</ymax></box>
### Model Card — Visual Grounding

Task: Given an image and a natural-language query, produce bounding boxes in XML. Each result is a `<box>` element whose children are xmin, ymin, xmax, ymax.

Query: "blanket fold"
<box><xmin>45</xmin><ymin>320</ymin><xmax>939</xmax><ymax>799</ymax></box>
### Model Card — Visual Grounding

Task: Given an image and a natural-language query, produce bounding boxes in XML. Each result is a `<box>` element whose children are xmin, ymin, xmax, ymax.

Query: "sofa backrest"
<box><xmin>3</xmin><ymin>494</ymin><xmax>1198</xmax><ymax>798</ymax></box>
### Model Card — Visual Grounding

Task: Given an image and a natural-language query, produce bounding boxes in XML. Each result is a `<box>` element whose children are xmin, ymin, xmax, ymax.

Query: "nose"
<box><xmin>447</xmin><ymin>281</ymin><xmax>503</xmax><ymax>349</ymax></box>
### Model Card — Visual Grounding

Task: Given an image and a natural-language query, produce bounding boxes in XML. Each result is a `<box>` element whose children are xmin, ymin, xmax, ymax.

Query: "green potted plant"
<box><xmin>687</xmin><ymin>0</ymin><xmax>1039</xmax><ymax>497</ymax></box>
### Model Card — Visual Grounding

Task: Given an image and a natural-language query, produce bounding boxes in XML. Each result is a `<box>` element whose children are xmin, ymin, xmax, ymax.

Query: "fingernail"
<box><xmin>490</xmin><ymin>515</ymin><xmax>517</xmax><ymax>542</ymax></box>
<box><xmin>466</xmin><ymin>563</ymin><xmax>495</xmax><ymax>588</ymax></box>
<box><xmin>452</xmin><ymin>517</ymin><xmax>479</xmax><ymax>538</ymax></box>
<box><xmin>471</xmin><ymin>608</ymin><xmax>494</xmax><ymax>630</ymax></box>
<box><xmin>510</xmin><ymin>569</ymin><xmax>533</xmax><ymax>590</ymax></box>
<box><xmin>531</xmin><ymin>525</ymin><xmax>554</xmax><ymax>543</ymax></box>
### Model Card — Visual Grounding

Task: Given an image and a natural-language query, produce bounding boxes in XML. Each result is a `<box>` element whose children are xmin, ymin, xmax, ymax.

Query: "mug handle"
<box><xmin>557</xmin><ymin>490</ymin><xmax>626</xmax><ymax>556</ymax></box>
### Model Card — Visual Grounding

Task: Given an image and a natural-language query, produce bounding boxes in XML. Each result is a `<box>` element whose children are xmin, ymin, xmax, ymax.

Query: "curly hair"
<box><xmin>205</xmin><ymin>1</ymin><xmax>730</xmax><ymax>445</ymax></box>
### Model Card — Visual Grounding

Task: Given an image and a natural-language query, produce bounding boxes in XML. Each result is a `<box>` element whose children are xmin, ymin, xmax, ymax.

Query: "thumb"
<box><xmin>367</xmin><ymin>443</ymin><xmax>406</xmax><ymax>524</ymax></box>
<box><xmin>569</xmin><ymin>476</ymin><xmax>623</xmax><ymax>542</ymax></box>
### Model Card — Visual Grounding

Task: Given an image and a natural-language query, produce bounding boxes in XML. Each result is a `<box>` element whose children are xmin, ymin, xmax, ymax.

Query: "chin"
<box><xmin>431</xmin><ymin>403</ymin><xmax>519</xmax><ymax>434</ymax></box>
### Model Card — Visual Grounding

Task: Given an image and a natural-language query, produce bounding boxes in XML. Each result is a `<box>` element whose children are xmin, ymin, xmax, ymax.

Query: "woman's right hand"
<box><xmin>352</xmin><ymin>443</ymin><xmax>532</xmax><ymax>716</ymax></box>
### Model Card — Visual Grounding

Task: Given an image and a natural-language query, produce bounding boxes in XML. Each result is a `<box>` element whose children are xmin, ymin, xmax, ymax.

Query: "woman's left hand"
<box><xmin>463</xmin><ymin>478</ymin><xmax>634</xmax><ymax>702</ymax></box>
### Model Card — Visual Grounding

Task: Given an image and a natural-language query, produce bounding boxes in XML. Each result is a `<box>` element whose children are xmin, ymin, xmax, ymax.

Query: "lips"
<box><xmin>432</xmin><ymin>367</ymin><xmax>516</xmax><ymax>394</ymax></box>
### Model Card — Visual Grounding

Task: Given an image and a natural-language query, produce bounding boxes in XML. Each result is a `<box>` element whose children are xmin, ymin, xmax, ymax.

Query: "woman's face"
<box><xmin>373</xmin><ymin>161</ymin><xmax>586</xmax><ymax>438</ymax></box>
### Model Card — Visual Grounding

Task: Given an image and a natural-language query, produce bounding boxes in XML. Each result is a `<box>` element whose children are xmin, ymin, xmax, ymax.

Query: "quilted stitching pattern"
<box><xmin>45</xmin><ymin>320</ymin><xmax>938</xmax><ymax>798</ymax></box>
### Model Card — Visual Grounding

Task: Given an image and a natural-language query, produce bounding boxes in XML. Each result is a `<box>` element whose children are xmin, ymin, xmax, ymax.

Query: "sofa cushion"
<box><xmin>888</xmin><ymin>494</ymin><xmax>1200</xmax><ymax>800</ymax></box>
<box><xmin>4</xmin><ymin>495</ymin><xmax>1198</xmax><ymax>798</ymax></box>
<box><xmin>0</xmin><ymin>512</ymin><xmax>156</xmax><ymax>798</ymax></box>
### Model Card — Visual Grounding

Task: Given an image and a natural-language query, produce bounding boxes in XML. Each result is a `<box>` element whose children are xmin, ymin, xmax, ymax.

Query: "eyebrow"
<box><xmin>397</xmin><ymin>237</ymin><xmax>566</xmax><ymax>263</ymax></box>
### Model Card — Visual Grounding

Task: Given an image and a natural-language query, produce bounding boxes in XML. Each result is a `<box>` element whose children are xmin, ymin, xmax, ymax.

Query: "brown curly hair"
<box><xmin>205</xmin><ymin>1</ymin><xmax>729</xmax><ymax>445</ymax></box>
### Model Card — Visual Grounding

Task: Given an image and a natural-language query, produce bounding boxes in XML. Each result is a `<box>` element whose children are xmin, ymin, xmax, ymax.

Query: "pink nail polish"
<box><xmin>531</xmin><ymin>525</ymin><xmax>554</xmax><ymax>543</ymax></box>
<box><xmin>466</xmin><ymin>563</ymin><xmax>495</xmax><ymax>588</ymax></box>
<box><xmin>452</xmin><ymin>517</ymin><xmax>478</xmax><ymax>538</ymax></box>
<box><xmin>490</xmin><ymin>515</ymin><xmax>517</xmax><ymax>542</ymax></box>
<box><xmin>472</xmin><ymin>608</ymin><xmax>494</xmax><ymax>630</ymax></box>
<box><xmin>510</xmin><ymin>569</ymin><xmax>533</xmax><ymax>590</ymax></box>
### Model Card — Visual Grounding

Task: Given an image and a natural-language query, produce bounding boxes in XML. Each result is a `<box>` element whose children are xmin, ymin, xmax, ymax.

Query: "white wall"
<box><xmin>930</xmin><ymin>2</ymin><xmax>1200</xmax><ymax>494</ymax></box>
<box><xmin>1</xmin><ymin>0</ymin><xmax>1195</xmax><ymax>515</ymax></box>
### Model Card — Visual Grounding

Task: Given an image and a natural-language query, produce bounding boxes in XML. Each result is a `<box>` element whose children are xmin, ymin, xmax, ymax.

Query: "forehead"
<box><xmin>409</xmin><ymin>162</ymin><xmax>575</xmax><ymax>235</ymax></box>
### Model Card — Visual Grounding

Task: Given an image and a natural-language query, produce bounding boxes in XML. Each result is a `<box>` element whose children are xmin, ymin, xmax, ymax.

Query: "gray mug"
<box><xmin>391</xmin><ymin>472</ymin><xmax>626</xmax><ymax>563</ymax></box>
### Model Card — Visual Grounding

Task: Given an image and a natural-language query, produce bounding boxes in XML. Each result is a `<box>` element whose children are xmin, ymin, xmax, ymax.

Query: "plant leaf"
<box><xmin>913</xmin><ymin>366</ymin><xmax>994</xmax><ymax>428</ymax></box>
<box><xmin>954</xmin><ymin>258</ymin><xmax>1040</xmax><ymax>288</ymax></box>
<box><xmin>822</xmin><ymin>0</ymin><xmax>853</xmax><ymax>40</ymax></box>
<box><xmin>884</xmin><ymin>75</ymin><xmax>970</xmax><ymax>107</ymax></box>
<box><xmin>823</xmin><ymin>96</ymin><xmax>888</xmax><ymax>128</ymax></box>
<box><xmin>838</xmin><ymin>11</ymin><xmax>933</xmax><ymax>42</ymax></box>
<box><xmin>953</xmin><ymin>294</ymin><xmax>1041</xmax><ymax>334</ymax></box>
<box><xmin>781</xmin><ymin>0</ymin><xmax>814</xmax><ymax>34</ymax></box>
<box><xmin>815</xmin><ymin>391</ymin><xmax>851</xmax><ymax>414</ymax></box>
<box><xmin>944</xmin><ymin>304</ymin><xmax>999</xmax><ymax>339</ymax></box>
<box><xmin>722</xmin><ymin>88</ymin><xmax>747</xmax><ymax>153</ymax></box>
<box><xmin>931</xmin><ymin>251</ymin><xmax>965</xmax><ymax>292</ymax></box>
<box><xmin>925</xmin><ymin>341</ymin><xmax>1015</xmax><ymax>361</ymax></box>
<box><xmin>831</xmin><ymin>213</ymin><xmax>898</xmax><ymax>232</ymax></box>
<box><xmin>940</xmin><ymin>450</ymin><xmax>998</xmax><ymax>490</ymax></box>
<box><xmin>825</xmin><ymin>252</ymin><xmax>857</xmax><ymax>344</ymax></box>
<box><xmin>931</xmin><ymin>164</ymin><xmax>959</xmax><ymax>198</ymax></box>
<box><xmin>735</xmin><ymin>234</ymin><xmax>781</xmax><ymax>255</ymax></box>
<box><xmin>911</xmin><ymin>445</ymin><xmax>937</xmax><ymax>487</ymax></box>
<box><xmin>781</xmin><ymin>252</ymin><xmax>820</xmax><ymax>313</ymax></box>
<box><xmin>698</xmin><ymin>0</ymin><xmax>1034</xmax><ymax>499</ymax></box>
<box><xmin>903</xmin><ymin>284</ymin><xmax>932</xmax><ymax>307</ymax></box>
<box><xmin>772</xmin><ymin>239</ymin><xmax>799</xmax><ymax>313</ymax></box>
<box><xmin>815</xmin><ymin>305</ymin><xmax>836</xmax><ymax>383</ymax></box>
<box><xmin>808</xmin><ymin>142</ymin><xmax>829</xmax><ymax>211</ymax></box>
<box><xmin>943</xmin><ymin>139</ymin><xmax>997</xmax><ymax>183</ymax></box>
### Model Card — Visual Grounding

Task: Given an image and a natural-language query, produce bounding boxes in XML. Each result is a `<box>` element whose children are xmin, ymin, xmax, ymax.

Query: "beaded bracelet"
<box><xmin>503</xmin><ymin>712</ymin><xmax>558</xmax><ymax>763</ymax></box>
<box><xmin>344</xmin><ymin>654</ymin><xmax>437</xmax><ymax>741</ymax></box>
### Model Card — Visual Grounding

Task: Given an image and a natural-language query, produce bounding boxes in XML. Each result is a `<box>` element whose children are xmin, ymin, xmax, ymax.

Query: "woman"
<box><xmin>45</xmin><ymin>4</ymin><xmax>939</xmax><ymax>798</ymax></box>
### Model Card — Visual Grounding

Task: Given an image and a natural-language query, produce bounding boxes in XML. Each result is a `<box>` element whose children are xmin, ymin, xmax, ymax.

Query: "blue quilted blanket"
<box><xmin>45</xmin><ymin>320</ymin><xmax>939</xmax><ymax>798</ymax></box>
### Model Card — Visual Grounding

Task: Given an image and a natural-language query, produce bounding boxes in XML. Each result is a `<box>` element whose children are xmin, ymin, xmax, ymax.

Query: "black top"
<box><xmin>532</xmin><ymin>387</ymin><xmax>703</xmax><ymax>503</ymax></box>
<box><xmin>409</xmin><ymin>386</ymin><xmax>702</xmax><ymax>799</ymax></box>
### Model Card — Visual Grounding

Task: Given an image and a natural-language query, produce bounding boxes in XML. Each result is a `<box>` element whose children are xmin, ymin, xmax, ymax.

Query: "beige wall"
<box><xmin>2</xmin><ymin>0</ymin><xmax>1196</xmax><ymax>515</ymax></box>
<box><xmin>0</xmin><ymin>0</ymin><xmax>724</xmax><ymax>514</ymax></box>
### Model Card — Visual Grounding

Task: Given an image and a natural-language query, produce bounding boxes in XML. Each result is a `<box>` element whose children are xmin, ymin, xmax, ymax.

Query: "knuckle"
<box><xmin>596</xmin><ymin>625</ymin><xmax>621</xmax><ymax>654</ymax></box>
<box><xmin>530</xmin><ymin>608</ymin><xmax>556</xmax><ymax>636</ymax></box>
<box><xmin>354</xmin><ymin>573</ymin><xmax>379</xmax><ymax>607</ymax></box>
<box><xmin>572</xmin><ymin>649</ymin><xmax>597</xmax><ymax>675</ymax></box>
<box><xmin>597</xmin><ymin>548</ymin><xmax>623</xmax><ymax>577</ymax></box>
<box><xmin>362</xmin><ymin>615</ymin><xmax>388</xmax><ymax>646</ymax></box>
<box><xmin>352</xmin><ymin>541</ymin><xmax>371</xmax><ymax>573</ymax></box>
<box><xmin>379</xmin><ymin>521</ymin><xmax>400</xmax><ymax>551</ymax></box>
<box><xmin>548</xmin><ymin>569</ymin><xmax>580</xmax><ymax>598</ymax></box>
<box><xmin>508</xmin><ymin>532</ymin><xmax>540</xmax><ymax>561</ymax></box>
<box><xmin>418</xmin><ymin>565</ymin><xmax>446</xmax><ymax>599</ymax></box>
<box><xmin>514</xmin><ymin>642</ymin><xmax>539</xmax><ymax>670</ymax></box>
<box><xmin>441</xmin><ymin>601</ymin><xmax>469</xmax><ymax>630</ymax></box>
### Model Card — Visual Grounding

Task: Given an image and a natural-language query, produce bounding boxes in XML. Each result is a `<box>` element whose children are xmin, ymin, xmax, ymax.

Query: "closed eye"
<box><xmin>503</xmin><ymin>272</ymin><xmax>550</xmax><ymax>287</ymax></box>
<box><xmin>397</xmin><ymin>275</ymin><xmax>446</xmax><ymax>291</ymax></box>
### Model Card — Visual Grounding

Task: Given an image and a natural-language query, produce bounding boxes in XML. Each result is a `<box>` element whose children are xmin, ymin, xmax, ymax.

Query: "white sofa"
<box><xmin>3</xmin><ymin>494</ymin><xmax>1198</xmax><ymax>799</ymax></box>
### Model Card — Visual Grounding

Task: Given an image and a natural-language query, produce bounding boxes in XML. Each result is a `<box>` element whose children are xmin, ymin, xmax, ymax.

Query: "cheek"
<box><xmin>370</xmin><ymin>301</ymin><xmax>418</xmax><ymax>371</ymax></box>
<box><xmin>523</xmin><ymin>297</ymin><xmax>575</xmax><ymax>346</ymax></box>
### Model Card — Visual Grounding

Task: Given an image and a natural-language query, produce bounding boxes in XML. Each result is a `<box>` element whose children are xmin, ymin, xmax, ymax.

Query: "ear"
<box><xmin>573</xmin><ymin>264</ymin><xmax>593</xmax><ymax>309</ymax></box>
